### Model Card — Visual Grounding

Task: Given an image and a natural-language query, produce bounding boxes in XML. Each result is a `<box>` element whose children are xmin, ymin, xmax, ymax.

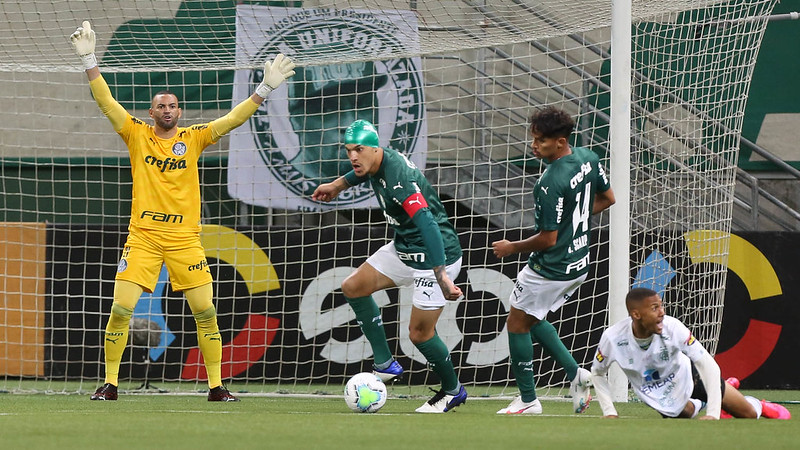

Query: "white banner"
<box><xmin>228</xmin><ymin>6</ymin><xmax>427</xmax><ymax>211</ymax></box>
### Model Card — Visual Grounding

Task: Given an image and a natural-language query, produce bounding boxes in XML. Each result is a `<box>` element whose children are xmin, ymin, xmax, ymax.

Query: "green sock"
<box><xmin>530</xmin><ymin>320</ymin><xmax>578</xmax><ymax>381</ymax></box>
<box><xmin>346</xmin><ymin>296</ymin><xmax>393</xmax><ymax>366</ymax></box>
<box><xmin>415</xmin><ymin>333</ymin><xmax>460</xmax><ymax>393</ymax></box>
<box><xmin>508</xmin><ymin>331</ymin><xmax>537</xmax><ymax>402</ymax></box>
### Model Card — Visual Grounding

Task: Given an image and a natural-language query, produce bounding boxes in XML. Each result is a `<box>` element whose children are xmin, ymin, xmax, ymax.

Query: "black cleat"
<box><xmin>90</xmin><ymin>383</ymin><xmax>118</xmax><ymax>401</ymax></box>
<box><xmin>208</xmin><ymin>386</ymin><xmax>240</xmax><ymax>402</ymax></box>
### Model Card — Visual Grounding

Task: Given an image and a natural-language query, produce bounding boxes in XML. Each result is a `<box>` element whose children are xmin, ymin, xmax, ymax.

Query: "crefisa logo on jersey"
<box><xmin>172</xmin><ymin>142</ymin><xmax>187</xmax><ymax>156</ymax></box>
<box><xmin>248</xmin><ymin>9</ymin><xmax>425</xmax><ymax>205</ymax></box>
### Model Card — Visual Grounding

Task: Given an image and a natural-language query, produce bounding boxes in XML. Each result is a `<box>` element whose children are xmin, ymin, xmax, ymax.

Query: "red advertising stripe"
<box><xmin>714</xmin><ymin>319</ymin><xmax>782</xmax><ymax>382</ymax></box>
<box><xmin>181</xmin><ymin>314</ymin><xmax>279</xmax><ymax>380</ymax></box>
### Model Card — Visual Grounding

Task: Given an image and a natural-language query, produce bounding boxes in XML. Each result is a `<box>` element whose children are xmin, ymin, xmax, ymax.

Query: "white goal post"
<box><xmin>0</xmin><ymin>0</ymin><xmax>777</xmax><ymax>397</ymax></box>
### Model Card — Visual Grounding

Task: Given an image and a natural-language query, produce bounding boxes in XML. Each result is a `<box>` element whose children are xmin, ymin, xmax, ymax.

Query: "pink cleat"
<box><xmin>720</xmin><ymin>410</ymin><xmax>733</xmax><ymax>419</ymax></box>
<box><xmin>725</xmin><ymin>377</ymin><xmax>740</xmax><ymax>389</ymax></box>
<box><xmin>761</xmin><ymin>400</ymin><xmax>791</xmax><ymax>420</ymax></box>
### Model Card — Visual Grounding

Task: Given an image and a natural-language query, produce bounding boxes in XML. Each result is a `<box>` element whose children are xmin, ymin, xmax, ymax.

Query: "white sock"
<box><xmin>744</xmin><ymin>396</ymin><xmax>762</xmax><ymax>418</ymax></box>
<box><xmin>689</xmin><ymin>398</ymin><xmax>704</xmax><ymax>418</ymax></box>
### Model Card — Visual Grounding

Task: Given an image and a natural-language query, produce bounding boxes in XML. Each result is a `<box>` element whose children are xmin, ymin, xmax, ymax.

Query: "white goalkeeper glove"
<box><xmin>255</xmin><ymin>53</ymin><xmax>296</xmax><ymax>98</ymax></box>
<box><xmin>70</xmin><ymin>20</ymin><xmax>97</xmax><ymax>70</ymax></box>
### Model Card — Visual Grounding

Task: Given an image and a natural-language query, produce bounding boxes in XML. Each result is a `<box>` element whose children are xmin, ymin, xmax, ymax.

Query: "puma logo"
<box><xmin>408</xmin><ymin>199</ymin><xmax>421</xmax><ymax>206</ymax></box>
<box><xmin>205</xmin><ymin>333</ymin><xmax>222</xmax><ymax>342</ymax></box>
<box><xmin>105</xmin><ymin>332</ymin><xmax>124</xmax><ymax>344</ymax></box>
<box><xmin>518</xmin><ymin>361</ymin><xmax>534</xmax><ymax>372</ymax></box>
<box><xmin>393</xmin><ymin>182</ymin><xmax>403</xmax><ymax>190</ymax></box>
<box><xmin>422</xmin><ymin>290</ymin><xmax>433</xmax><ymax>299</ymax></box>
<box><xmin>541</xmin><ymin>186</ymin><xmax>549</xmax><ymax>195</ymax></box>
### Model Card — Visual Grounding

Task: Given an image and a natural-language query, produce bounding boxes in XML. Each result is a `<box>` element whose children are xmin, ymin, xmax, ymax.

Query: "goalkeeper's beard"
<box><xmin>154</xmin><ymin>116</ymin><xmax>178</xmax><ymax>131</ymax></box>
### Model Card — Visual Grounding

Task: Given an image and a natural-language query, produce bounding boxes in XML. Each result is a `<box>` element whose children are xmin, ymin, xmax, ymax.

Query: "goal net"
<box><xmin>0</xmin><ymin>0</ymin><xmax>776</xmax><ymax>397</ymax></box>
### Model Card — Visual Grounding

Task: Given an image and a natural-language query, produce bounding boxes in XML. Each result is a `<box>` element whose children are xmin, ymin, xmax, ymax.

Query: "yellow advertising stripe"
<box><xmin>201</xmin><ymin>224</ymin><xmax>280</xmax><ymax>295</ymax></box>
<box><xmin>683</xmin><ymin>229</ymin><xmax>782</xmax><ymax>300</ymax></box>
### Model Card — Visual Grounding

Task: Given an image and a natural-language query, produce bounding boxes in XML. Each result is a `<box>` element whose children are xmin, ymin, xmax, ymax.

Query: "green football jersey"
<box><xmin>528</xmin><ymin>146</ymin><xmax>610</xmax><ymax>280</ymax></box>
<box><xmin>346</xmin><ymin>147</ymin><xmax>462</xmax><ymax>270</ymax></box>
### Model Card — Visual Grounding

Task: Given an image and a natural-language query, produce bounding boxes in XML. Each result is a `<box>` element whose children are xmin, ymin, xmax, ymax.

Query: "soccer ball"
<box><xmin>344</xmin><ymin>372</ymin><xmax>387</xmax><ymax>413</ymax></box>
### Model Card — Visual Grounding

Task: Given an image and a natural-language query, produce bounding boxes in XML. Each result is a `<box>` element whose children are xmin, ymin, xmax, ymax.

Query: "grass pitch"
<box><xmin>1</xmin><ymin>387</ymin><xmax>798</xmax><ymax>450</ymax></box>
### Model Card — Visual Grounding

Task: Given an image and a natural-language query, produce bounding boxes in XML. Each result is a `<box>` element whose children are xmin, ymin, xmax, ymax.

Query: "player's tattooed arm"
<box><xmin>433</xmin><ymin>265</ymin><xmax>462</xmax><ymax>301</ymax></box>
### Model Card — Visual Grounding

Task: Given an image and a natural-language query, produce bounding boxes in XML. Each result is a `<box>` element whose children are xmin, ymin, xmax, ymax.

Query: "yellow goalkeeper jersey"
<box><xmin>89</xmin><ymin>74</ymin><xmax>261</xmax><ymax>233</ymax></box>
<box><xmin>119</xmin><ymin>117</ymin><xmax>215</xmax><ymax>233</ymax></box>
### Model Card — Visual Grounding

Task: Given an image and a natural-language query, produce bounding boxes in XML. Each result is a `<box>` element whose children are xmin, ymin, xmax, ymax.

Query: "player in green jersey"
<box><xmin>492</xmin><ymin>106</ymin><xmax>616</xmax><ymax>415</ymax></box>
<box><xmin>312</xmin><ymin>119</ymin><xmax>467</xmax><ymax>413</ymax></box>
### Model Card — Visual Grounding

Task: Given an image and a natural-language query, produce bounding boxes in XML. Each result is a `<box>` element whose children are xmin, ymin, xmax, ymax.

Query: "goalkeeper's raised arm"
<box><xmin>70</xmin><ymin>20</ymin><xmax>128</xmax><ymax>131</ymax></box>
<box><xmin>69</xmin><ymin>20</ymin><xmax>296</xmax><ymax>139</ymax></box>
<box><xmin>209</xmin><ymin>52</ymin><xmax>295</xmax><ymax>140</ymax></box>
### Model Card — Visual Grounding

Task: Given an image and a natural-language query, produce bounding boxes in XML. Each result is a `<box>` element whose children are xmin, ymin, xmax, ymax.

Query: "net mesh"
<box><xmin>0</xmin><ymin>0</ymin><xmax>776</xmax><ymax>397</ymax></box>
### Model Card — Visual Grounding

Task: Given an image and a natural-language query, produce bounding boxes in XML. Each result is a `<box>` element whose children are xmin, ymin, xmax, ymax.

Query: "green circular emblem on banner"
<box><xmin>248</xmin><ymin>9</ymin><xmax>425</xmax><ymax>206</ymax></box>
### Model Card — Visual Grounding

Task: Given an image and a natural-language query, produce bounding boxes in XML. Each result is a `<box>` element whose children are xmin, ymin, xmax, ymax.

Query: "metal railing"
<box><xmin>416</xmin><ymin>3</ymin><xmax>800</xmax><ymax>232</ymax></box>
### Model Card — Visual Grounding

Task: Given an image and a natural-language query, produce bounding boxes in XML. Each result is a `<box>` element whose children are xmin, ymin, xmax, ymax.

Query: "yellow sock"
<box><xmin>104</xmin><ymin>303</ymin><xmax>133</xmax><ymax>386</ymax></box>
<box><xmin>194</xmin><ymin>306</ymin><xmax>222</xmax><ymax>389</ymax></box>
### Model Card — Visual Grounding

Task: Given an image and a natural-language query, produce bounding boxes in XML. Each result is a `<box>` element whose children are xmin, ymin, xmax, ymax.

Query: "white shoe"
<box><xmin>570</xmin><ymin>367</ymin><xmax>592</xmax><ymax>413</ymax></box>
<box><xmin>415</xmin><ymin>386</ymin><xmax>468</xmax><ymax>413</ymax></box>
<box><xmin>497</xmin><ymin>396</ymin><xmax>542</xmax><ymax>414</ymax></box>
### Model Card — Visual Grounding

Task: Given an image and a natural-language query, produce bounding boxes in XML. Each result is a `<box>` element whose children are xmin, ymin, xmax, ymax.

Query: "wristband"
<box><xmin>255</xmin><ymin>83</ymin><xmax>273</xmax><ymax>99</ymax></box>
<box><xmin>80</xmin><ymin>53</ymin><xmax>98</xmax><ymax>70</ymax></box>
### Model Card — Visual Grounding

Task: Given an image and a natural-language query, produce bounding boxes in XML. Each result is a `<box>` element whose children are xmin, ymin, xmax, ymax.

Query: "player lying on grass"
<box><xmin>312</xmin><ymin>120</ymin><xmax>467</xmax><ymax>413</ymax></box>
<box><xmin>591</xmin><ymin>287</ymin><xmax>790</xmax><ymax>420</ymax></box>
<box><xmin>70</xmin><ymin>20</ymin><xmax>295</xmax><ymax>401</ymax></box>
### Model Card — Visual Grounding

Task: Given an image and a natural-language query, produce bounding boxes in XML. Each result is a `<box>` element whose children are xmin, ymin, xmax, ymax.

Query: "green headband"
<box><xmin>344</xmin><ymin>120</ymin><xmax>380</xmax><ymax>147</ymax></box>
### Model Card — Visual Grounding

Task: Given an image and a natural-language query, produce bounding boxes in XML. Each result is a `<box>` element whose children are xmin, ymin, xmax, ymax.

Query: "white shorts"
<box><xmin>509</xmin><ymin>265</ymin><xmax>586</xmax><ymax>320</ymax></box>
<box><xmin>366</xmin><ymin>241</ymin><xmax>462</xmax><ymax>310</ymax></box>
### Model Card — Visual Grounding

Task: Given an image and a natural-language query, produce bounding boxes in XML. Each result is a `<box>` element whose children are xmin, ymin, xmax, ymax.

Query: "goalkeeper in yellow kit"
<box><xmin>70</xmin><ymin>21</ymin><xmax>295</xmax><ymax>401</ymax></box>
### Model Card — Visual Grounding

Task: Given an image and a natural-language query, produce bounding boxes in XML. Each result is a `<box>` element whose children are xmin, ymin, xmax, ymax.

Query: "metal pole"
<box><xmin>609</xmin><ymin>0</ymin><xmax>632</xmax><ymax>403</ymax></box>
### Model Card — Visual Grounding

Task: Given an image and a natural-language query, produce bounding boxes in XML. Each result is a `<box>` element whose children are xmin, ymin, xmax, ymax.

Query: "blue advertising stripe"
<box><xmin>132</xmin><ymin>264</ymin><xmax>175</xmax><ymax>361</ymax></box>
<box><xmin>631</xmin><ymin>250</ymin><xmax>676</xmax><ymax>297</ymax></box>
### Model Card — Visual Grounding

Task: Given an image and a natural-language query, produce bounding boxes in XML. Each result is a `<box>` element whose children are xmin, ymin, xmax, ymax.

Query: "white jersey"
<box><xmin>592</xmin><ymin>315</ymin><xmax>709</xmax><ymax>417</ymax></box>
